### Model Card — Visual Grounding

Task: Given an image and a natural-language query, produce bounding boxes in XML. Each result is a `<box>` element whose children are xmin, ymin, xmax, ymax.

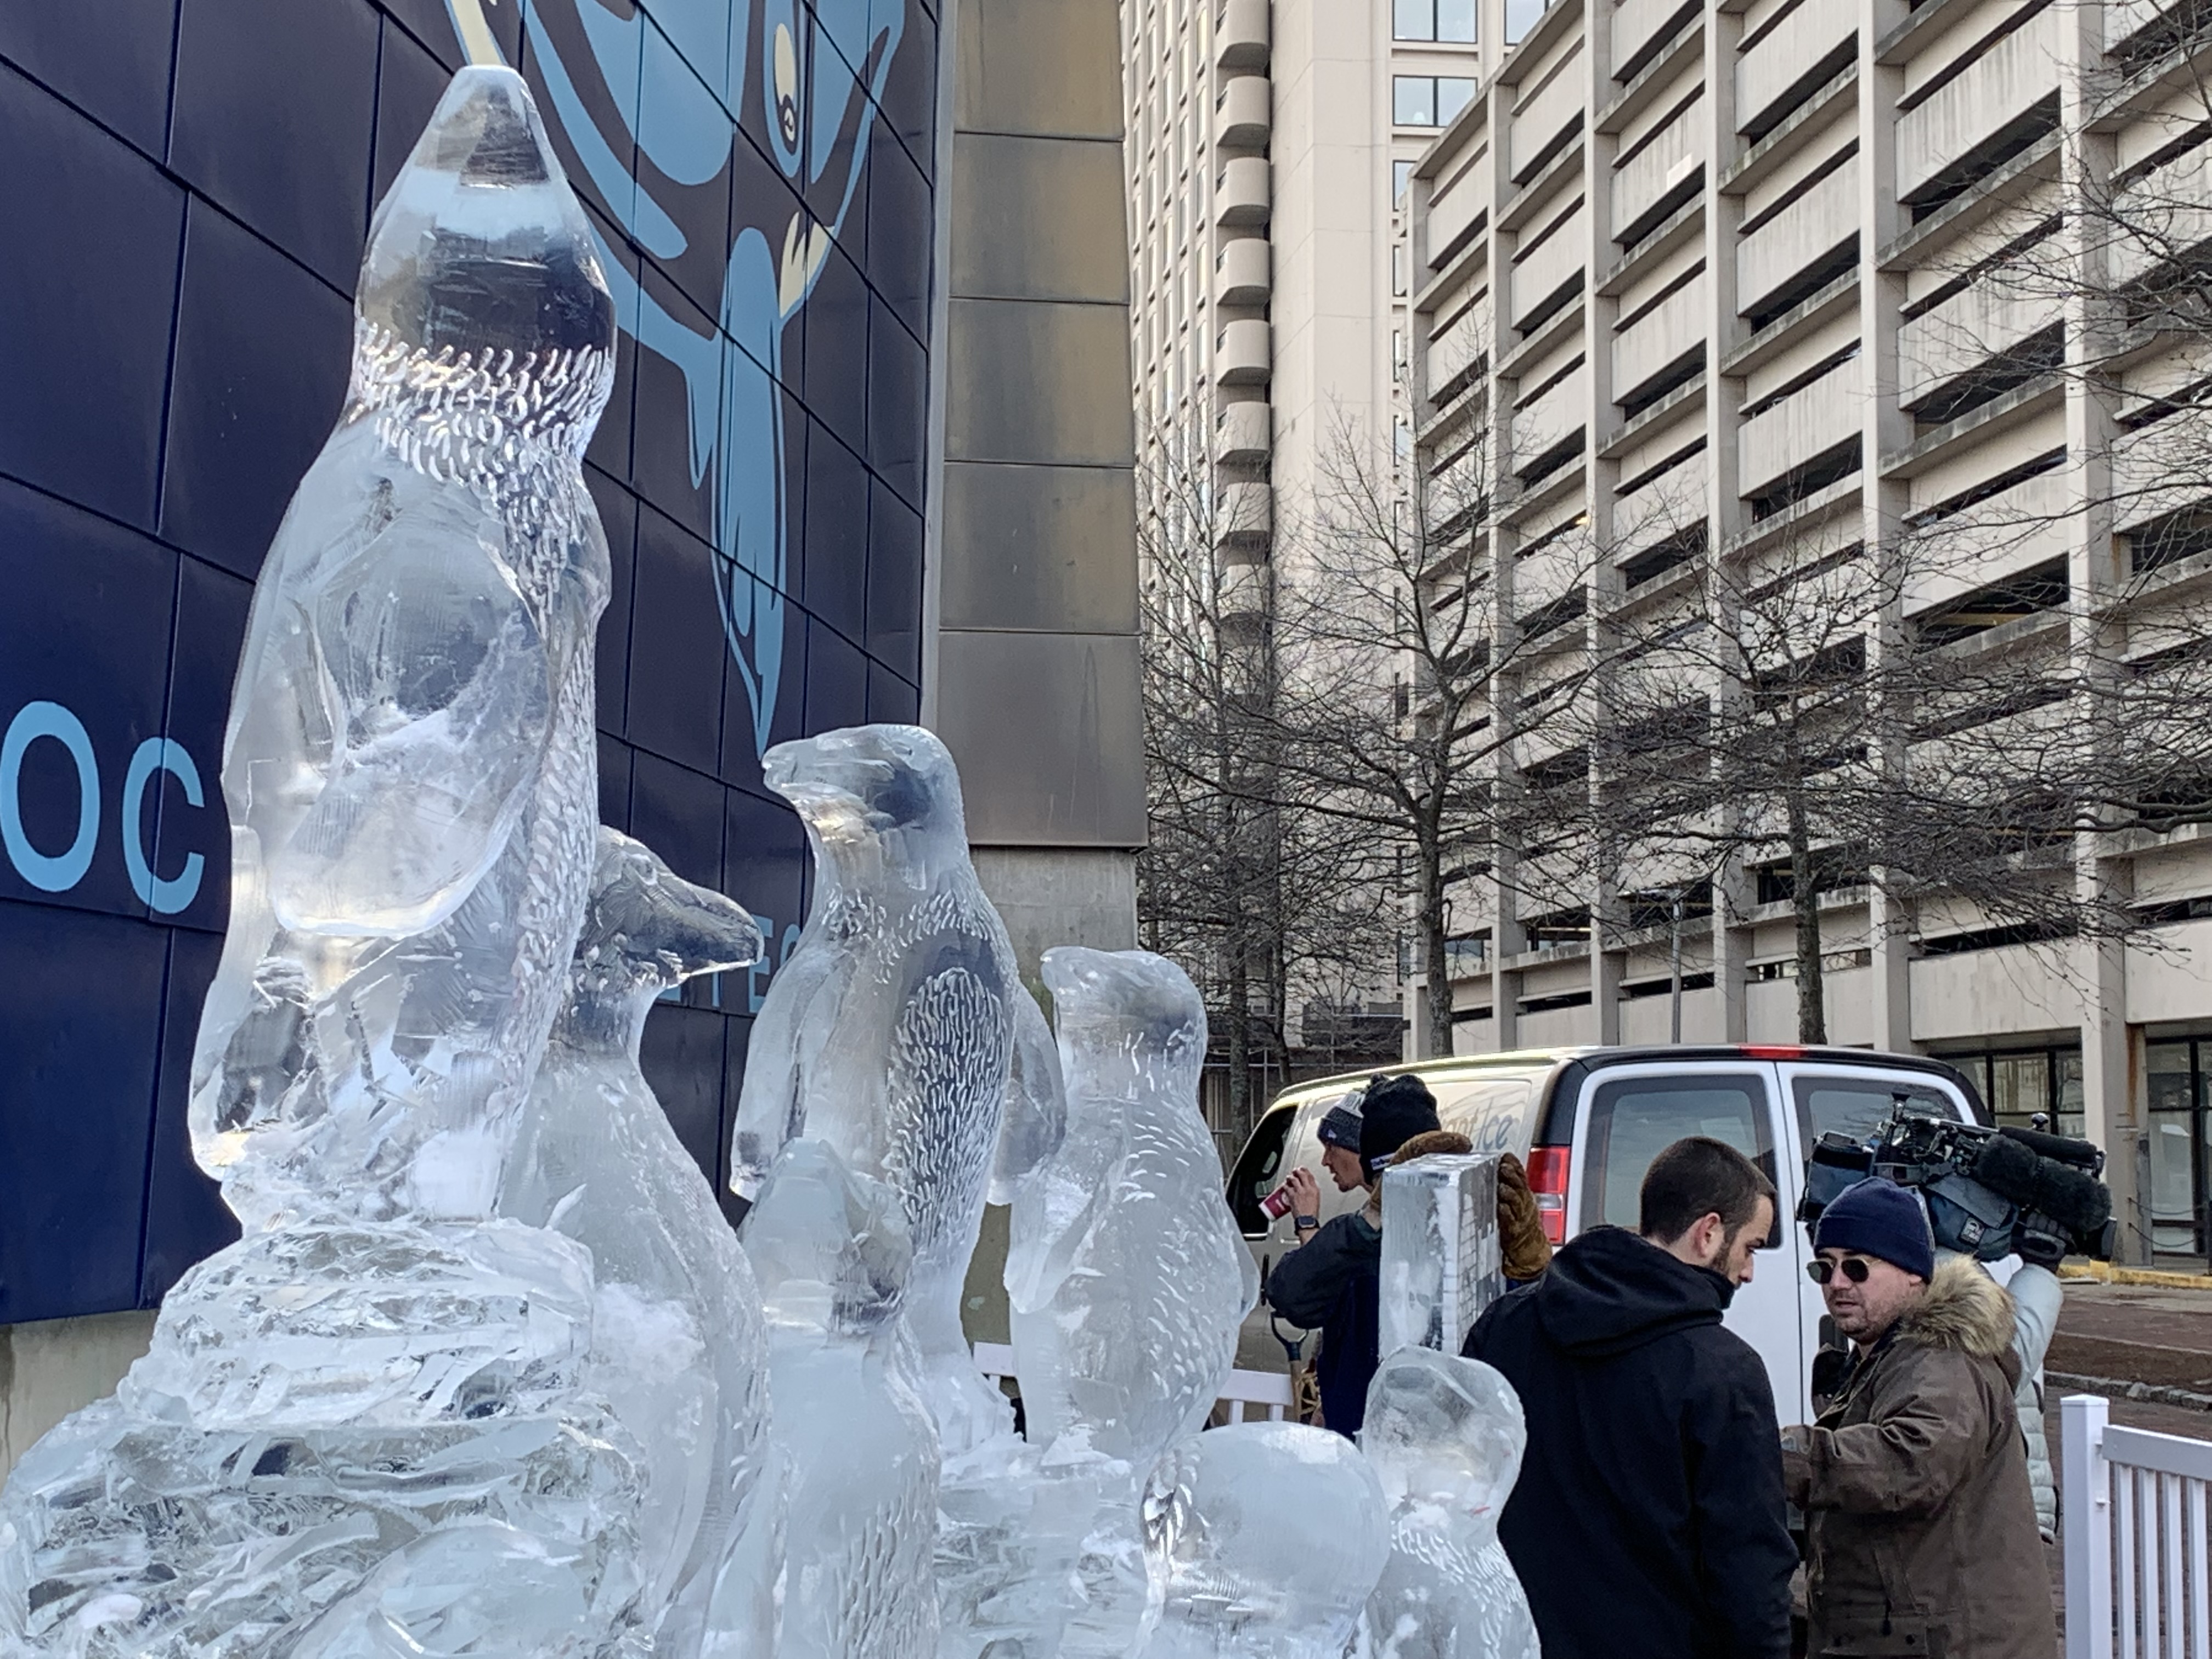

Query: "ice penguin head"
<box><xmin>361</xmin><ymin>65</ymin><xmax>615</xmax><ymax>369</ymax></box>
<box><xmin>560</xmin><ymin>828</ymin><xmax>765</xmax><ymax>1053</ymax></box>
<box><xmin>1360</xmin><ymin>1347</ymin><xmax>1526</xmax><ymax>1526</ymax></box>
<box><xmin>1039</xmin><ymin>947</ymin><xmax>1204</xmax><ymax>1102</ymax></box>
<box><xmin>1140</xmin><ymin>1422</ymin><xmax>1391</xmax><ymax>1658</ymax></box>
<box><xmin>763</xmin><ymin>724</ymin><xmax>968</xmax><ymax>889</ymax></box>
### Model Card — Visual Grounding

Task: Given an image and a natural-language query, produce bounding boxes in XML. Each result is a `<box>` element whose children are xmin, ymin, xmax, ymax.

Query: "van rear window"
<box><xmin>1579</xmin><ymin>1075</ymin><xmax>1778</xmax><ymax>1237</ymax></box>
<box><xmin>1226</xmin><ymin>1104</ymin><xmax>1302</xmax><ymax>1235</ymax></box>
<box><xmin>1792</xmin><ymin>1076</ymin><xmax>1959</xmax><ymax>1153</ymax></box>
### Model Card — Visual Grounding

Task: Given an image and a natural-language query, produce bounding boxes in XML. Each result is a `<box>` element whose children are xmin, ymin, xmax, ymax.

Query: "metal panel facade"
<box><xmin>0</xmin><ymin>0</ymin><xmax>941</xmax><ymax>1323</ymax></box>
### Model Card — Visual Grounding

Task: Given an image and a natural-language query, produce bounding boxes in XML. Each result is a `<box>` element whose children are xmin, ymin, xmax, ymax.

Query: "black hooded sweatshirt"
<box><xmin>1461</xmin><ymin>1226</ymin><xmax>1795</xmax><ymax>1659</ymax></box>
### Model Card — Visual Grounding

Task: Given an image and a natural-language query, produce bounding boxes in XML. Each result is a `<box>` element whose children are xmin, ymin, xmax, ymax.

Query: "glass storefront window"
<box><xmin>1989</xmin><ymin>1052</ymin><xmax>2050</xmax><ymax>1128</ymax></box>
<box><xmin>2147</xmin><ymin>1040</ymin><xmax>2202</xmax><ymax>1256</ymax></box>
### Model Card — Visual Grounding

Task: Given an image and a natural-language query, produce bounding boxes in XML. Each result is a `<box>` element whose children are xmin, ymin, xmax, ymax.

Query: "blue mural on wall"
<box><xmin>449</xmin><ymin>0</ymin><xmax>909</xmax><ymax>756</ymax></box>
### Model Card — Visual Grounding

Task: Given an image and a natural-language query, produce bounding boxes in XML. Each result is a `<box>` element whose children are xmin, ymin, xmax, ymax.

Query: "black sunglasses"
<box><xmin>1805</xmin><ymin>1256</ymin><xmax>1876</xmax><ymax>1285</ymax></box>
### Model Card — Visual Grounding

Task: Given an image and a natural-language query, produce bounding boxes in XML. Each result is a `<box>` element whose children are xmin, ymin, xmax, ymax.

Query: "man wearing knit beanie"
<box><xmin>1783</xmin><ymin>1177</ymin><xmax>2057</xmax><ymax>1658</ymax></box>
<box><xmin>1268</xmin><ymin>1074</ymin><xmax>1440</xmax><ymax>1436</ymax></box>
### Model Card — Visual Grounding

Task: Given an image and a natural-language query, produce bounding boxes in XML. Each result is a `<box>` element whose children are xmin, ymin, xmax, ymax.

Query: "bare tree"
<box><xmin>1136</xmin><ymin>415</ymin><xmax>1395</xmax><ymax>1139</ymax></box>
<box><xmin>1257</xmin><ymin>410</ymin><xmax>1594</xmax><ymax>1056</ymax></box>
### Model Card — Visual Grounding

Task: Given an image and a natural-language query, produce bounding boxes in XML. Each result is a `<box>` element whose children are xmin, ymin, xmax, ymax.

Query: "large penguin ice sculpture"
<box><xmin>1358</xmin><ymin>1348</ymin><xmax>1538</xmax><ymax>1659</ymax></box>
<box><xmin>730</xmin><ymin>724</ymin><xmax>1064</xmax><ymax>1454</ymax></box>
<box><xmin>190</xmin><ymin>67</ymin><xmax>616</xmax><ymax>1232</ymax></box>
<box><xmin>500</xmin><ymin>828</ymin><xmax>772</xmax><ymax>1656</ymax></box>
<box><xmin>0</xmin><ymin>67</ymin><xmax>646</xmax><ymax>1659</ymax></box>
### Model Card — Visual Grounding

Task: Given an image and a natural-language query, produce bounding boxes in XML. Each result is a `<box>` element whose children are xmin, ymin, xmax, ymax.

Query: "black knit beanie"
<box><xmin>1359</xmin><ymin>1074</ymin><xmax>1441</xmax><ymax>1172</ymax></box>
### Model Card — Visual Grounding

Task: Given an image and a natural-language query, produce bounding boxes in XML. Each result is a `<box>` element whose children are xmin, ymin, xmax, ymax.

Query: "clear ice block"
<box><xmin>1359</xmin><ymin>1348</ymin><xmax>1538</xmax><ymax>1659</ymax></box>
<box><xmin>1136</xmin><ymin>1423</ymin><xmax>1390</xmax><ymax>1659</ymax></box>
<box><xmin>1379</xmin><ymin>1154</ymin><xmax>1504</xmax><ymax>1357</ymax></box>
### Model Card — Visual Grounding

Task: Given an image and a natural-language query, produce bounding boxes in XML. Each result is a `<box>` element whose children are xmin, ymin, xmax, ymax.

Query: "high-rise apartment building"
<box><xmin>1121</xmin><ymin>0</ymin><xmax>1495</xmax><ymax>552</ymax></box>
<box><xmin>1400</xmin><ymin>0</ymin><xmax>2212</xmax><ymax>1261</ymax></box>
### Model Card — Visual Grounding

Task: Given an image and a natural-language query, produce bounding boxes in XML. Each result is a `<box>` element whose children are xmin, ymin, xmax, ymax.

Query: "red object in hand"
<box><xmin>1260</xmin><ymin>1180</ymin><xmax>1297</xmax><ymax>1221</ymax></box>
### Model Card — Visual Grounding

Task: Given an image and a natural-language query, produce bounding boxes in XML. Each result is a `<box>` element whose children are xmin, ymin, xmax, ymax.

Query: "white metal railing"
<box><xmin>2063</xmin><ymin>1392</ymin><xmax>2212</xmax><ymax>1659</ymax></box>
<box><xmin>973</xmin><ymin>1343</ymin><xmax>1294</xmax><ymax>1424</ymax></box>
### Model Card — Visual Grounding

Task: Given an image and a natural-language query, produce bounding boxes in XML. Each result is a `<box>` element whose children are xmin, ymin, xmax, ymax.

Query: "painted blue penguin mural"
<box><xmin>445</xmin><ymin>0</ymin><xmax>915</xmax><ymax>757</ymax></box>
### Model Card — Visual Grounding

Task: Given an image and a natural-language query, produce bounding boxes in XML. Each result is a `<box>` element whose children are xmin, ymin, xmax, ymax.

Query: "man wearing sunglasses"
<box><xmin>1782</xmin><ymin>1177</ymin><xmax>2057</xmax><ymax>1658</ymax></box>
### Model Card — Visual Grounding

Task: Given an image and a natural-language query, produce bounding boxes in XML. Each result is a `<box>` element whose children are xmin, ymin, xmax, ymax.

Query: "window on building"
<box><xmin>1393</xmin><ymin>159</ymin><xmax>1417</xmax><ymax>199</ymax></box>
<box><xmin>1506</xmin><ymin>0</ymin><xmax>1545</xmax><ymax>42</ymax></box>
<box><xmin>1395</xmin><ymin>0</ymin><xmax>1477</xmax><ymax>41</ymax></box>
<box><xmin>1392</xmin><ymin>243</ymin><xmax>1409</xmax><ymax>295</ymax></box>
<box><xmin>1393</xmin><ymin>75</ymin><xmax>1476</xmax><ymax>127</ymax></box>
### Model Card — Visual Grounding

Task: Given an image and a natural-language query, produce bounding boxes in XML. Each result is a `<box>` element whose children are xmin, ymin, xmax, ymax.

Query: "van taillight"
<box><xmin>1526</xmin><ymin>1147</ymin><xmax>1570</xmax><ymax>1245</ymax></box>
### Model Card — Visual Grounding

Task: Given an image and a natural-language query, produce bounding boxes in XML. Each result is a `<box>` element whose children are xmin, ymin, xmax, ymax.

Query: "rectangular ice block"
<box><xmin>1379</xmin><ymin>1152</ymin><xmax>1503</xmax><ymax>1355</ymax></box>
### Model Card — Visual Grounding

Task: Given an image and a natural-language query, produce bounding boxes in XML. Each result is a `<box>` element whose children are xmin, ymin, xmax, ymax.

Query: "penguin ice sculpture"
<box><xmin>0</xmin><ymin>67</ymin><xmax>650</xmax><ymax>1659</ymax></box>
<box><xmin>500</xmin><ymin>828</ymin><xmax>772</xmax><ymax>1656</ymax></box>
<box><xmin>730</xmin><ymin>724</ymin><xmax>1064</xmax><ymax>1455</ymax></box>
<box><xmin>1359</xmin><ymin>1348</ymin><xmax>1539</xmax><ymax>1659</ymax></box>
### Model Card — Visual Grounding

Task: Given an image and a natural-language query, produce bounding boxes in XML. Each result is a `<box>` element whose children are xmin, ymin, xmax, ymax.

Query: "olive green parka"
<box><xmin>1782</xmin><ymin>1255</ymin><xmax>2057</xmax><ymax>1659</ymax></box>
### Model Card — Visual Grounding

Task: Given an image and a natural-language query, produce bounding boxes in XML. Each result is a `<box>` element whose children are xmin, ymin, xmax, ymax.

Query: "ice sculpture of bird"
<box><xmin>1009</xmin><ymin>947</ymin><xmax>1259</xmax><ymax>1465</ymax></box>
<box><xmin>501</xmin><ymin>828</ymin><xmax>771</xmax><ymax>1657</ymax></box>
<box><xmin>1359</xmin><ymin>1348</ymin><xmax>1539</xmax><ymax>1659</ymax></box>
<box><xmin>187</xmin><ymin>62</ymin><xmax>616</xmax><ymax>1232</ymax></box>
<box><xmin>0</xmin><ymin>66</ymin><xmax>648</xmax><ymax>1659</ymax></box>
<box><xmin>731</xmin><ymin>724</ymin><xmax>1063</xmax><ymax>1456</ymax></box>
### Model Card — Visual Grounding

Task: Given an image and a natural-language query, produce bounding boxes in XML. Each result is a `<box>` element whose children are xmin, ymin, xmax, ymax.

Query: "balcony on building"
<box><xmin>1611</xmin><ymin>102</ymin><xmax>1704</xmax><ymax>244</ymax></box>
<box><xmin>1896</xmin><ymin>5</ymin><xmax>2063</xmax><ymax>208</ymax></box>
<box><xmin>1736</xmin><ymin>0</ymin><xmax>1854</xmax><ymax>140</ymax></box>
<box><xmin>1216</xmin><ymin>0</ymin><xmax>1270</xmax><ymax>72</ymax></box>
<box><xmin>1738</xmin><ymin>366</ymin><xmax>1861</xmax><ymax>501</ymax></box>
<box><xmin>1736</xmin><ymin>154</ymin><xmax>1857</xmax><ymax>324</ymax></box>
<box><xmin>1215</xmin><ymin>235</ymin><xmax>1271</xmax><ymax>306</ymax></box>
<box><xmin>1215</xmin><ymin>155</ymin><xmax>1271</xmax><ymax>227</ymax></box>
<box><xmin>1214</xmin><ymin>482</ymin><xmax>1274</xmax><ymax>552</ymax></box>
<box><xmin>1217</xmin><ymin>555</ymin><xmax>1271</xmax><ymax>632</ymax></box>
<box><xmin>1215</xmin><ymin>397</ymin><xmax>1272</xmax><ymax>465</ymax></box>
<box><xmin>1215</xmin><ymin>74</ymin><xmax>1271</xmax><ymax>150</ymax></box>
<box><xmin>1217</xmin><ymin>317</ymin><xmax>1272</xmax><ymax>384</ymax></box>
<box><xmin>1509</xmin><ymin>54</ymin><xmax>1583</xmax><ymax>183</ymax></box>
<box><xmin>1510</xmin><ymin>207</ymin><xmax>1585</xmax><ymax>330</ymax></box>
<box><xmin>1897</xmin><ymin>275</ymin><xmax>2062</xmax><ymax>411</ymax></box>
<box><xmin>1511</xmin><ymin>363</ymin><xmax>1588</xmax><ymax>482</ymax></box>
<box><xmin>1613</xmin><ymin>269</ymin><xmax>1706</xmax><ymax>408</ymax></box>
<box><xmin>1613</xmin><ymin>0</ymin><xmax>1697</xmax><ymax>81</ymax></box>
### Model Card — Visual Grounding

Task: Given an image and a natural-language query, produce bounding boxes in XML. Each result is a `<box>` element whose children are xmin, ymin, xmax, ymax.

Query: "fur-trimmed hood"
<box><xmin>1896</xmin><ymin>1254</ymin><xmax>2016</xmax><ymax>1361</ymax></box>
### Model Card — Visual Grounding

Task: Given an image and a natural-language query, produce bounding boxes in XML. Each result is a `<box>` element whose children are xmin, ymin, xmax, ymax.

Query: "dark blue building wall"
<box><xmin>0</xmin><ymin>0</ymin><xmax>939</xmax><ymax>1324</ymax></box>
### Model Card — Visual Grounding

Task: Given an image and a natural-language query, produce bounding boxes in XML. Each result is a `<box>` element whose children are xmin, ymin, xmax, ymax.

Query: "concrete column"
<box><xmin>2057</xmin><ymin>1</ymin><xmax>2142</xmax><ymax>1256</ymax></box>
<box><xmin>1</xmin><ymin>1311</ymin><xmax>153</xmax><ymax>1482</ymax></box>
<box><xmin>1583</xmin><ymin>0</ymin><xmax>1623</xmax><ymax>1041</ymax></box>
<box><xmin>1702</xmin><ymin>2</ymin><xmax>1752</xmax><ymax>1041</ymax></box>
<box><xmin>1857</xmin><ymin>0</ymin><xmax>1914</xmax><ymax>1053</ymax></box>
<box><xmin>940</xmin><ymin>0</ymin><xmax>1145</xmax><ymax>1344</ymax></box>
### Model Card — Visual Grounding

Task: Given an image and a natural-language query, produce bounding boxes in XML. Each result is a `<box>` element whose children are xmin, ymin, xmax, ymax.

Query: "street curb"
<box><xmin>2048</xmin><ymin>1369</ymin><xmax>2212</xmax><ymax>1412</ymax></box>
<box><xmin>2060</xmin><ymin>1259</ymin><xmax>2212</xmax><ymax>1290</ymax></box>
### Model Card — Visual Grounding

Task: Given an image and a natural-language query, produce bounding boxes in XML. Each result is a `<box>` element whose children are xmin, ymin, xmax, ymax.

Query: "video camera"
<box><xmin>1799</xmin><ymin>1097</ymin><xmax>2117</xmax><ymax>1265</ymax></box>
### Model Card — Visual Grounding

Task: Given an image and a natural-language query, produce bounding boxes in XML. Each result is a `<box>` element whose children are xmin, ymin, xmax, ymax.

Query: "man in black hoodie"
<box><xmin>1462</xmin><ymin>1136</ymin><xmax>1795</xmax><ymax>1659</ymax></box>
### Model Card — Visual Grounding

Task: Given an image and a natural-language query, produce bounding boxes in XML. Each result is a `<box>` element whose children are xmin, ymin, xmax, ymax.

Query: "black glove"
<box><xmin>2015</xmin><ymin>1212</ymin><xmax>2068</xmax><ymax>1269</ymax></box>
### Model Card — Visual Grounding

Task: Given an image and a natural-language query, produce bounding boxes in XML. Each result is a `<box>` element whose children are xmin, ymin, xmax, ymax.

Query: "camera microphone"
<box><xmin>1970</xmin><ymin>1133</ymin><xmax>2112</xmax><ymax>1246</ymax></box>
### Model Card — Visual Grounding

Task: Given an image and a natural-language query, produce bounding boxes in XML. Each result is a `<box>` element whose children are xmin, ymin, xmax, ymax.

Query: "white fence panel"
<box><xmin>972</xmin><ymin>1342</ymin><xmax>1294</xmax><ymax>1424</ymax></box>
<box><xmin>2064</xmin><ymin>1393</ymin><xmax>2212</xmax><ymax>1659</ymax></box>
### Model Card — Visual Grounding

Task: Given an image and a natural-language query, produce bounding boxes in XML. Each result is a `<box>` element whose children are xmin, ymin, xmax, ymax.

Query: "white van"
<box><xmin>1223</xmin><ymin>1043</ymin><xmax>1986</xmax><ymax>1420</ymax></box>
